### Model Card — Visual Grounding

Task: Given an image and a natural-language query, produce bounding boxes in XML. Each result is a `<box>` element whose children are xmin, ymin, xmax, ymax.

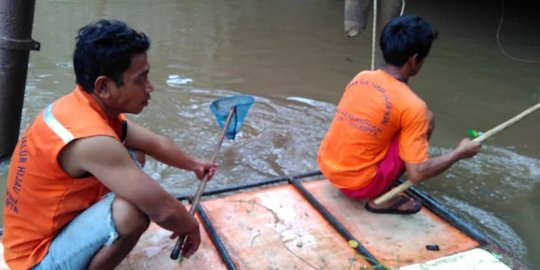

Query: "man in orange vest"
<box><xmin>3</xmin><ymin>19</ymin><xmax>217</xmax><ymax>269</ymax></box>
<box><xmin>318</xmin><ymin>15</ymin><xmax>481</xmax><ymax>214</ymax></box>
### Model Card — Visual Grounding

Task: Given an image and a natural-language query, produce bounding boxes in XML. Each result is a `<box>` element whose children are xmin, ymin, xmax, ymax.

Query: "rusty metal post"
<box><xmin>0</xmin><ymin>0</ymin><xmax>40</xmax><ymax>161</ymax></box>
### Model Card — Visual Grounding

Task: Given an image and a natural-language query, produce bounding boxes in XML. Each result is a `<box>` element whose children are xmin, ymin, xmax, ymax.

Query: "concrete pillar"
<box><xmin>344</xmin><ymin>0</ymin><xmax>372</xmax><ymax>37</ymax></box>
<box><xmin>0</xmin><ymin>0</ymin><xmax>40</xmax><ymax>161</ymax></box>
<box><xmin>344</xmin><ymin>0</ymin><xmax>403</xmax><ymax>68</ymax></box>
<box><xmin>374</xmin><ymin>0</ymin><xmax>403</xmax><ymax>68</ymax></box>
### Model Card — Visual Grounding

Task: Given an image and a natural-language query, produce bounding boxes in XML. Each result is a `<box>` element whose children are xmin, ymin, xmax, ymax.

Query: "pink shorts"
<box><xmin>340</xmin><ymin>136</ymin><xmax>405</xmax><ymax>200</ymax></box>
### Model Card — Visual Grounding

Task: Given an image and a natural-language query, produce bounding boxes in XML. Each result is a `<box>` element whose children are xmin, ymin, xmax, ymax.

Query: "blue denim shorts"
<box><xmin>31</xmin><ymin>193</ymin><xmax>118</xmax><ymax>270</ymax></box>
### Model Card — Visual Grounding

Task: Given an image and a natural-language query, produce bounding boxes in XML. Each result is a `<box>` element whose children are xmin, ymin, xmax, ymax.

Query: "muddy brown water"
<box><xmin>1</xmin><ymin>0</ymin><xmax>539</xmax><ymax>267</ymax></box>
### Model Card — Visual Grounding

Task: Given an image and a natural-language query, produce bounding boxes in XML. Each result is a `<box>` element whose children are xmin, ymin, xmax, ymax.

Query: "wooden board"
<box><xmin>303</xmin><ymin>180</ymin><xmax>480</xmax><ymax>267</ymax></box>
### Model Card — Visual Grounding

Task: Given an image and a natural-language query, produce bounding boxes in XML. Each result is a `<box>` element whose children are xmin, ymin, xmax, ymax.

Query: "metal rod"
<box><xmin>197</xmin><ymin>205</ymin><xmax>237</xmax><ymax>270</ymax></box>
<box><xmin>175</xmin><ymin>170</ymin><xmax>322</xmax><ymax>201</ymax></box>
<box><xmin>404</xmin><ymin>182</ymin><xmax>488</xmax><ymax>244</ymax></box>
<box><xmin>288</xmin><ymin>176</ymin><xmax>380</xmax><ymax>266</ymax></box>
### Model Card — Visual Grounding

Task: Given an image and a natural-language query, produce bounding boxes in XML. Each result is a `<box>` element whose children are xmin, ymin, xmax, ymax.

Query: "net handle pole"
<box><xmin>170</xmin><ymin>106</ymin><xmax>235</xmax><ymax>260</ymax></box>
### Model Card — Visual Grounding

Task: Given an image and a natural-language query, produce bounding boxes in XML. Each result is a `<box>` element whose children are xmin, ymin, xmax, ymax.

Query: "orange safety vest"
<box><xmin>318</xmin><ymin>70</ymin><xmax>429</xmax><ymax>190</ymax></box>
<box><xmin>3</xmin><ymin>86</ymin><xmax>126</xmax><ymax>270</ymax></box>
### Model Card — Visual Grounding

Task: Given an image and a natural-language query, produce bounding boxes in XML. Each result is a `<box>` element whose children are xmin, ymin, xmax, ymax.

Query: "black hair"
<box><xmin>380</xmin><ymin>15</ymin><xmax>438</xmax><ymax>67</ymax></box>
<box><xmin>73</xmin><ymin>19</ymin><xmax>150</xmax><ymax>93</ymax></box>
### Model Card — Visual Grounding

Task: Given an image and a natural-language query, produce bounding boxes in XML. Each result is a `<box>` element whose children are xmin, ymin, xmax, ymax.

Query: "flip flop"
<box><xmin>364</xmin><ymin>195</ymin><xmax>421</xmax><ymax>215</ymax></box>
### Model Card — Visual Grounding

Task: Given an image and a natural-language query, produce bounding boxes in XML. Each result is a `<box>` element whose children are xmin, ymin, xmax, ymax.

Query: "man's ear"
<box><xmin>411</xmin><ymin>53</ymin><xmax>425</xmax><ymax>72</ymax></box>
<box><xmin>94</xmin><ymin>76</ymin><xmax>110</xmax><ymax>98</ymax></box>
<box><xmin>412</xmin><ymin>53</ymin><xmax>426</xmax><ymax>66</ymax></box>
<box><xmin>402</xmin><ymin>54</ymin><xmax>417</xmax><ymax>72</ymax></box>
<box><xmin>410</xmin><ymin>53</ymin><xmax>420</xmax><ymax>64</ymax></box>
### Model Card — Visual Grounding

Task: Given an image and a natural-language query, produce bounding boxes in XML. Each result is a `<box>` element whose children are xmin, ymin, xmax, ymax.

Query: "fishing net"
<box><xmin>210</xmin><ymin>95</ymin><xmax>255</xmax><ymax>140</ymax></box>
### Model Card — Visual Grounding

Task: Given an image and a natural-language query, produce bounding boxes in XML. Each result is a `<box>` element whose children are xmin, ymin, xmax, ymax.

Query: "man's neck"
<box><xmin>381</xmin><ymin>65</ymin><xmax>409</xmax><ymax>83</ymax></box>
<box><xmin>90</xmin><ymin>92</ymin><xmax>119</xmax><ymax>120</ymax></box>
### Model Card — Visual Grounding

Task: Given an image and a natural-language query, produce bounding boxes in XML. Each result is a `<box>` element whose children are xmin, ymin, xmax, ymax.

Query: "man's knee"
<box><xmin>112</xmin><ymin>197</ymin><xmax>149</xmax><ymax>236</ymax></box>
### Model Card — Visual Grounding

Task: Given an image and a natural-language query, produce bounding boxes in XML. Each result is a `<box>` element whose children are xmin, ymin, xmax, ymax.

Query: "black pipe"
<box><xmin>405</xmin><ymin>183</ymin><xmax>489</xmax><ymax>245</ymax></box>
<box><xmin>176</xmin><ymin>170</ymin><xmax>322</xmax><ymax>201</ymax></box>
<box><xmin>196</xmin><ymin>205</ymin><xmax>237</xmax><ymax>270</ymax></box>
<box><xmin>288</xmin><ymin>176</ymin><xmax>381</xmax><ymax>266</ymax></box>
<box><xmin>0</xmin><ymin>0</ymin><xmax>40</xmax><ymax>161</ymax></box>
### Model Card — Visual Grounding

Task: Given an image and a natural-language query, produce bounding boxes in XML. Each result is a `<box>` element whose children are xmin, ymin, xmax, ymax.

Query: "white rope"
<box><xmin>370</xmin><ymin>0</ymin><xmax>377</xmax><ymax>70</ymax></box>
<box><xmin>496</xmin><ymin>0</ymin><xmax>539</xmax><ymax>64</ymax></box>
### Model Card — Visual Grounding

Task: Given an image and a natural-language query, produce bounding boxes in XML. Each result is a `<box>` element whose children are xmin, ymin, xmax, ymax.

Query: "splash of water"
<box><xmin>430</xmin><ymin>145</ymin><xmax>540</xmax><ymax>199</ymax></box>
<box><xmin>142</xmin><ymin>89</ymin><xmax>336</xmax><ymax>195</ymax></box>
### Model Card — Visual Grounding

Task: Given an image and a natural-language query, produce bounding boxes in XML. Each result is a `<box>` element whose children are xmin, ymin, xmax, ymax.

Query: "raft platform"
<box><xmin>0</xmin><ymin>171</ymin><xmax>528</xmax><ymax>269</ymax></box>
<box><xmin>119</xmin><ymin>171</ymin><xmax>527</xmax><ymax>269</ymax></box>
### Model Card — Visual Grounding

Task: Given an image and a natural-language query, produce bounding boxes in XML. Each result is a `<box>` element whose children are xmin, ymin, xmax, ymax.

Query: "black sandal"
<box><xmin>365</xmin><ymin>195</ymin><xmax>421</xmax><ymax>215</ymax></box>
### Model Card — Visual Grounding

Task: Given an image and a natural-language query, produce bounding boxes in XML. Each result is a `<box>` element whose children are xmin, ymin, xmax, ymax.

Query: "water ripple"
<box><xmin>442</xmin><ymin>196</ymin><xmax>527</xmax><ymax>259</ymax></box>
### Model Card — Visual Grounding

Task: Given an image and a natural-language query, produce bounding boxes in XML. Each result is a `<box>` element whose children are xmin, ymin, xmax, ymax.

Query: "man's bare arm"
<box><xmin>59</xmin><ymin>136</ymin><xmax>198</xmax><ymax>236</ymax></box>
<box><xmin>123</xmin><ymin>119</ymin><xmax>216</xmax><ymax>180</ymax></box>
<box><xmin>405</xmin><ymin>138</ymin><xmax>481</xmax><ymax>184</ymax></box>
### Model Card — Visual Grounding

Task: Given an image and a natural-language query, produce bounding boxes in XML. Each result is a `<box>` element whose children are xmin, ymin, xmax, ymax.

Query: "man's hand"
<box><xmin>193</xmin><ymin>160</ymin><xmax>218</xmax><ymax>180</ymax></box>
<box><xmin>180</xmin><ymin>228</ymin><xmax>201</xmax><ymax>258</ymax></box>
<box><xmin>169</xmin><ymin>216</ymin><xmax>201</xmax><ymax>258</ymax></box>
<box><xmin>455</xmin><ymin>138</ymin><xmax>481</xmax><ymax>159</ymax></box>
<box><xmin>406</xmin><ymin>137</ymin><xmax>482</xmax><ymax>184</ymax></box>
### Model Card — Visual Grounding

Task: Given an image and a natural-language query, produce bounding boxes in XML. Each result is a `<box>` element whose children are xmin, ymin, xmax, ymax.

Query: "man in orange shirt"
<box><xmin>318</xmin><ymin>15</ymin><xmax>481</xmax><ymax>214</ymax></box>
<box><xmin>3</xmin><ymin>20</ymin><xmax>217</xmax><ymax>269</ymax></box>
